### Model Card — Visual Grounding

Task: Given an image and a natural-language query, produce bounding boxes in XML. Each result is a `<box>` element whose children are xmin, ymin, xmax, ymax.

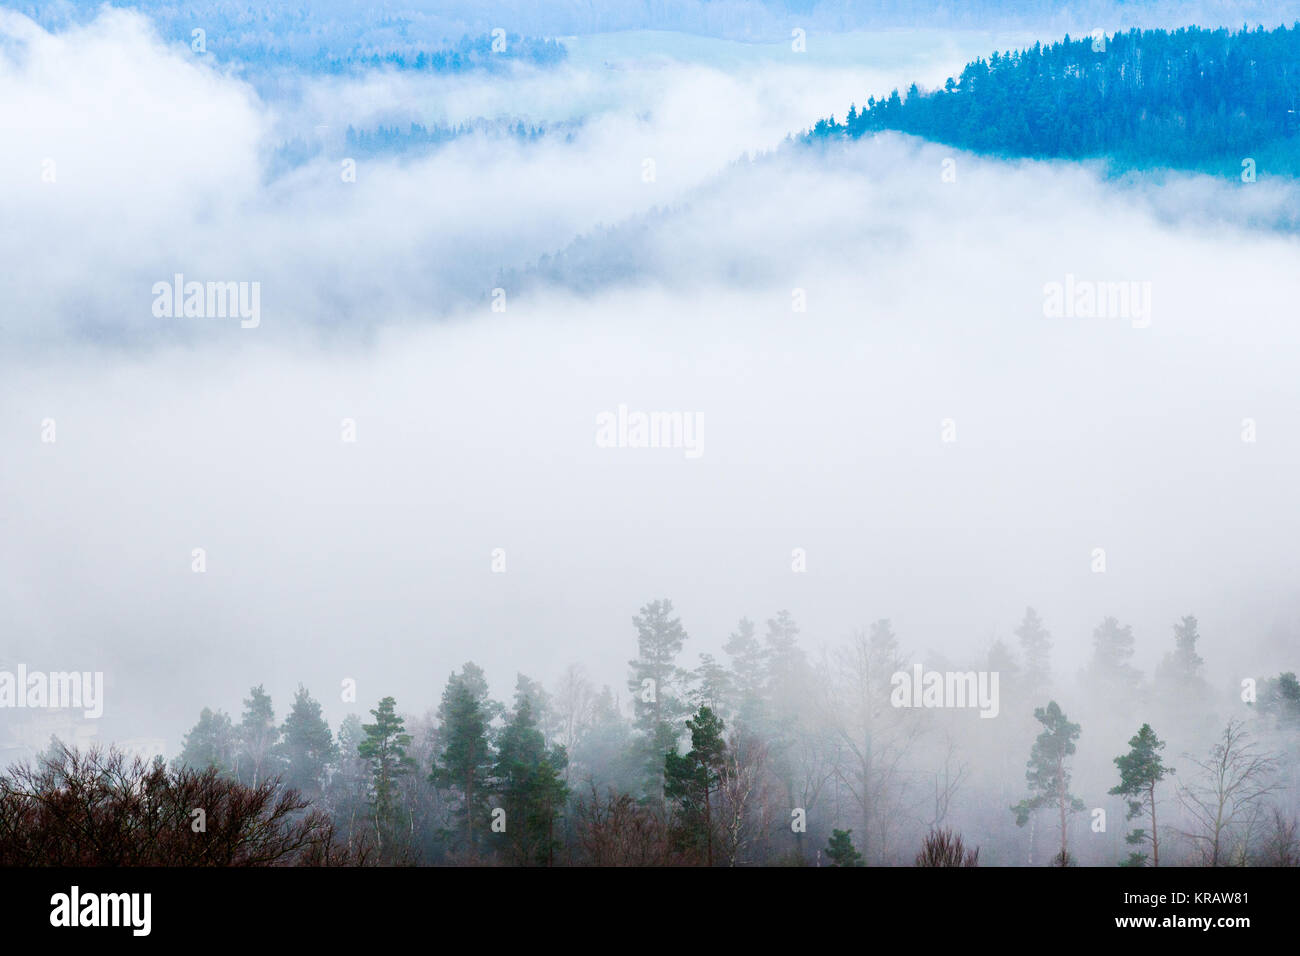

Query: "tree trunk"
<box><xmin>1149</xmin><ymin>781</ymin><xmax>1159</xmax><ymax>867</ymax></box>
<box><xmin>704</xmin><ymin>783</ymin><xmax>713</xmax><ymax>867</ymax></box>
<box><xmin>1057</xmin><ymin>762</ymin><xmax>1067</xmax><ymax>863</ymax></box>
<box><xmin>466</xmin><ymin>770</ymin><xmax>475</xmax><ymax>857</ymax></box>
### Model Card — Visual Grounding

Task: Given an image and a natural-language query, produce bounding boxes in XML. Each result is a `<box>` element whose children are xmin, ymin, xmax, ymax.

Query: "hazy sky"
<box><xmin>2</xmin><ymin>8</ymin><xmax>1298</xmax><ymax>753</ymax></box>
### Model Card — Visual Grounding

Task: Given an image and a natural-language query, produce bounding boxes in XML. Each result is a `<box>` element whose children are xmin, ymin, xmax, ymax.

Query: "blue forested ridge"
<box><xmin>808</xmin><ymin>24</ymin><xmax>1300</xmax><ymax>177</ymax></box>
<box><xmin>1</xmin><ymin>1</ymin><xmax>568</xmax><ymax>73</ymax></box>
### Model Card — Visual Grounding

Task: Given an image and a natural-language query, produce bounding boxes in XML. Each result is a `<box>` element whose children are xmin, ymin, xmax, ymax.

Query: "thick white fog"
<box><xmin>2</xmin><ymin>5</ymin><xmax>1298</xmax><ymax>783</ymax></box>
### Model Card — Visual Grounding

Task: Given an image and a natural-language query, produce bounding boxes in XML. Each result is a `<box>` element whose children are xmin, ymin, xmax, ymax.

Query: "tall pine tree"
<box><xmin>358</xmin><ymin>696</ymin><xmax>414</xmax><ymax>855</ymax></box>
<box><xmin>1012</xmin><ymin>701</ymin><xmax>1085</xmax><ymax>866</ymax></box>
<box><xmin>1110</xmin><ymin>723</ymin><xmax>1174</xmax><ymax>867</ymax></box>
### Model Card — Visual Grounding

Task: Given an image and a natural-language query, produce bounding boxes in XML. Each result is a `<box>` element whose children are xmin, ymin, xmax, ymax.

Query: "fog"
<box><xmin>1</xmin><ymin>7</ymin><xmax>1298</xmax><ymax>866</ymax></box>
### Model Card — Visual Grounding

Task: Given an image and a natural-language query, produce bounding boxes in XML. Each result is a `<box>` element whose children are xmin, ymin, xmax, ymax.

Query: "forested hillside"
<box><xmin>809</xmin><ymin>25</ymin><xmax>1300</xmax><ymax>176</ymax></box>
<box><xmin>2</xmin><ymin>1</ymin><xmax>568</xmax><ymax>75</ymax></box>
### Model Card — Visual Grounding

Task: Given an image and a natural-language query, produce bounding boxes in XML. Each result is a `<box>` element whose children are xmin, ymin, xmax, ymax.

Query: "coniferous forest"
<box><xmin>809</xmin><ymin>25</ymin><xmax>1300</xmax><ymax>176</ymax></box>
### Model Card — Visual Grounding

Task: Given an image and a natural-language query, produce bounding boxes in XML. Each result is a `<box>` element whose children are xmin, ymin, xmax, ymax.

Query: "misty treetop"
<box><xmin>809</xmin><ymin>24</ymin><xmax>1300</xmax><ymax>177</ymax></box>
<box><xmin>343</xmin><ymin>119</ymin><xmax>574</xmax><ymax>157</ymax></box>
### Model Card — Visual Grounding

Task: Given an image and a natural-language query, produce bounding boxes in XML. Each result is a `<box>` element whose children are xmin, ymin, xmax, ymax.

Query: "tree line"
<box><xmin>3</xmin><ymin>602</ymin><xmax>1298</xmax><ymax>866</ymax></box>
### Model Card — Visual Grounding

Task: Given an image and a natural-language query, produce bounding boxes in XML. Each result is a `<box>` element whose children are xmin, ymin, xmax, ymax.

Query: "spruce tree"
<box><xmin>1084</xmin><ymin>616</ymin><xmax>1143</xmax><ymax>700</ymax></box>
<box><xmin>493</xmin><ymin>677</ymin><xmax>570</xmax><ymax>865</ymax></box>
<box><xmin>1168</xmin><ymin>616</ymin><xmax>1205</xmax><ymax>679</ymax></box>
<box><xmin>430</xmin><ymin>664</ymin><xmax>495</xmax><ymax>856</ymax></box>
<box><xmin>277</xmin><ymin>684</ymin><xmax>336</xmax><ymax>801</ymax></box>
<box><xmin>987</xmin><ymin>639</ymin><xmax>1020</xmax><ymax>682</ymax></box>
<box><xmin>1015</xmin><ymin>607</ymin><xmax>1052</xmax><ymax>693</ymax></box>
<box><xmin>627</xmin><ymin>599</ymin><xmax>690</xmax><ymax>801</ymax></box>
<box><xmin>825</xmin><ymin>829</ymin><xmax>863</xmax><ymax>867</ymax></box>
<box><xmin>328</xmin><ymin>713</ymin><xmax>371</xmax><ymax>847</ymax></box>
<box><xmin>571</xmin><ymin>685</ymin><xmax>636</xmax><ymax>795</ymax></box>
<box><xmin>235</xmin><ymin>685</ymin><xmax>282</xmax><ymax>788</ymax></box>
<box><xmin>1155</xmin><ymin>616</ymin><xmax>1210</xmax><ymax>730</ymax></box>
<box><xmin>511</xmin><ymin>674</ymin><xmax>555</xmax><ymax>744</ymax></box>
<box><xmin>177</xmin><ymin>707</ymin><xmax>236</xmax><ymax>776</ymax></box>
<box><xmin>723</xmin><ymin>616</ymin><xmax>766</xmax><ymax>726</ymax></box>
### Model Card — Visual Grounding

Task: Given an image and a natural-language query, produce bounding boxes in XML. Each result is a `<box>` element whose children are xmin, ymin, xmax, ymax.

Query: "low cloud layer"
<box><xmin>2</xmin><ymin>10</ymin><xmax>1298</xmax><ymax>755</ymax></box>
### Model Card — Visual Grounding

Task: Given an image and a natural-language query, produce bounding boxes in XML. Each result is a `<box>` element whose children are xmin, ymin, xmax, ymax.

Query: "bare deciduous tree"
<box><xmin>823</xmin><ymin>624</ymin><xmax>925</xmax><ymax>864</ymax></box>
<box><xmin>1176</xmin><ymin>720</ymin><xmax>1279</xmax><ymax>866</ymax></box>
<box><xmin>0</xmin><ymin>744</ymin><xmax>362</xmax><ymax>866</ymax></box>
<box><xmin>572</xmin><ymin>784</ymin><xmax>683</xmax><ymax>866</ymax></box>
<box><xmin>1254</xmin><ymin>807</ymin><xmax>1299</xmax><ymax>867</ymax></box>
<box><xmin>916</xmin><ymin>827</ymin><xmax>980</xmax><ymax>866</ymax></box>
<box><xmin>716</xmin><ymin>728</ymin><xmax>782</xmax><ymax>866</ymax></box>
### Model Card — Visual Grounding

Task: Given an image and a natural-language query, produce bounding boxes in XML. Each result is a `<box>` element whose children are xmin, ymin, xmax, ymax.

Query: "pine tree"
<box><xmin>663</xmin><ymin>705</ymin><xmax>727</xmax><ymax>866</ymax></box>
<box><xmin>692</xmin><ymin>653</ymin><xmax>731</xmax><ymax>715</ymax></box>
<box><xmin>277</xmin><ymin>684</ymin><xmax>336</xmax><ymax>801</ymax></box>
<box><xmin>430</xmin><ymin>664</ymin><xmax>495</xmax><ymax>856</ymax></box>
<box><xmin>1110</xmin><ymin>723</ymin><xmax>1174</xmax><ymax>867</ymax></box>
<box><xmin>825</xmin><ymin>828</ymin><xmax>863</xmax><ymax>867</ymax></box>
<box><xmin>1012</xmin><ymin>701</ymin><xmax>1086</xmax><ymax>865</ymax></box>
<box><xmin>358</xmin><ymin>696</ymin><xmax>414</xmax><ymax>852</ymax></box>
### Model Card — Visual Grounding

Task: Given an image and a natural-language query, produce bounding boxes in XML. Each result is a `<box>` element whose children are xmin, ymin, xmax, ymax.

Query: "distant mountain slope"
<box><xmin>808</xmin><ymin>24</ymin><xmax>1300</xmax><ymax>177</ymax></box>
<box><xmin>10</xmin><ymin>0</ymin><xmax>1300</xmax><ymax>43</ymax></box>
<box><xmin>2</xmin><ymin>2</ymin><xmax>567</xmax><ymax>74</ymax></box>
